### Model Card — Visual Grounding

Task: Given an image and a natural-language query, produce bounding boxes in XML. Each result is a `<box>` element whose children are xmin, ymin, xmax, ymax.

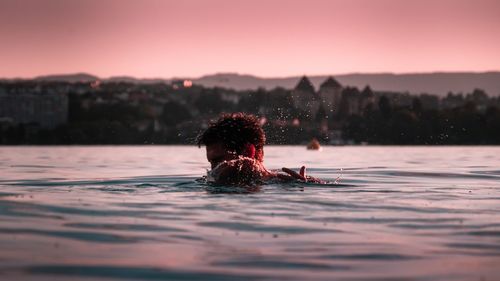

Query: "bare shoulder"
<box><xmin>208</xmin><ymin>157</ymin><xmax>268</xmax><ymax>185</ymax></box>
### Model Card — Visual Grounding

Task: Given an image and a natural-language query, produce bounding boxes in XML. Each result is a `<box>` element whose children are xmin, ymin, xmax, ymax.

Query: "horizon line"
<box><xmin>2</xmin><ymin>70</ymin><xmax>500</xmax><ymax>81</ymax></box>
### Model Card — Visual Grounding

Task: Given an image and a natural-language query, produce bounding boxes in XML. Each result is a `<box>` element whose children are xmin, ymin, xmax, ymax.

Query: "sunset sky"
<box><xmin>0</xmin><ymin>0</ymin><xmax>499</xmax><ymax>78</ymax></box>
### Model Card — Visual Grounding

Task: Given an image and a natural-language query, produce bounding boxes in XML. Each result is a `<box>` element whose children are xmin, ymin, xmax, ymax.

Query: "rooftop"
<box><xmin>320</xmin><ymin>77</ymin><xmax>342</xmax><ymax>89</ymax></box>
<box><xmin>294</xmin><ymin>76</ymin><xmax>315</xmax><ymax>93</ymax></box>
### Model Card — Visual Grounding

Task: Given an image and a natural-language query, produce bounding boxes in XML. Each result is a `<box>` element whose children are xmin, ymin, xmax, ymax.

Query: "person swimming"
<box><xmin>197</xmin><ymin>113</ymin><xmax>324</xmax><ymax>185</ymax></box>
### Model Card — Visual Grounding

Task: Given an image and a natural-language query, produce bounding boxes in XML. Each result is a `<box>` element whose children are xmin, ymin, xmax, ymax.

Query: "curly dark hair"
<box><xmin>197</xmin><ymin>113</ymin><xmax>266</xmax><ymax>155</ymax></box>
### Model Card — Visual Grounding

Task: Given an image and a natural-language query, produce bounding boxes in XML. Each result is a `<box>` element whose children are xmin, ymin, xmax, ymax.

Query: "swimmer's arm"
<box><xmin>278</xmin><ymin>166</ymin><xmax>325</xmax><ymax>183</ymax></box>
<box><xmin>280</xmin><ymin>166</ymin><xmax>306</xmax><ymax>181</ymax></box>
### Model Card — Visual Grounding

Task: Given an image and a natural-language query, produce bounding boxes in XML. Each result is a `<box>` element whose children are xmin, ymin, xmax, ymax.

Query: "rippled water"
<box><xmin>1</xmin><ymin>146</ymin><xmax>499</xmax><ymax>281</ymax></box>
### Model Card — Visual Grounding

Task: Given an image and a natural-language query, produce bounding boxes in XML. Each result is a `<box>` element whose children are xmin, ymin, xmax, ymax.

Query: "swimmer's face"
<box><xmin>206</xmin><ymin>143</ymin><xmax>238</xmax><ymax>169</ymax></box>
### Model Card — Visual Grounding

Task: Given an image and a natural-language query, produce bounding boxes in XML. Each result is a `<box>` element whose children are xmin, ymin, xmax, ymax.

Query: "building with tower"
<box><xmin>318</xmin><ymin>76</ymin><xmax>342</xmax><ymax>117</ymax></box>
<box><xmin>291</xmin><ymin>76</ymin><xmax>320</xmax><ymax>120</ymax></box>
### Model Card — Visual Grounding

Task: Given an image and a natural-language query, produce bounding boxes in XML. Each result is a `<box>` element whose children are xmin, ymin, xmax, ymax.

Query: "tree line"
<box><xmin>1</xmin><ymin>81</ymin><xmax>499</xmax><ymax>145</ymax></box>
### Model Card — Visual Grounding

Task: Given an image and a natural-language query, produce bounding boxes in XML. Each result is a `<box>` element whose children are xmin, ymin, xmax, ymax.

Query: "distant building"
<box><xmin>291</xmin><ymin>76</ymin><xmax>320</xmax><ymax>119</ymax></box>
<box><xmin>418</xmin><ymin>94</ymin><xmax>440</xmax><ymax>110</ymax></box>
<box><xmin>318</xmin><ymin>77</ymin><xmax>342</xmax><ymax>116</ymax></box>
<box><xmin>441</xmin><ymin>92</ymin><xmax>464</xmax><ymax>109</ymax></box>
<box><xmin>339</xmin><ymin>87</ymin><xmax>361</xmax><ymax>116</ymax></box>
<box><xmin>289</xmin><ymin>76</ymin><xmax>381</xmax><ymax>119</ymax></box>
<box><xmin>0</xmin><ymin>91</ymin><xmax>68</xmax><ymax>128</ymax></box>
<box><xmin>359</xmin><ymin>86</ymin><xmax>375</xmax><ymax>113</ymax></box>
<box><xmin>467</xmin><ymin>88</ymin><xmax>489</xmax><ymax>112</ymax></box>
<box><xmin>171</xmin><ymin>79</ymin><xmax>194</xmax><ymax>89</ymax></box>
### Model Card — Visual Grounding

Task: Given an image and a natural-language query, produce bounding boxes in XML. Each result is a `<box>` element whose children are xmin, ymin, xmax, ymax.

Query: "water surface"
<box><xmin>1</xmin><ymin>146</ymin><xmax>499</xmax><ymax>281</ymax></box>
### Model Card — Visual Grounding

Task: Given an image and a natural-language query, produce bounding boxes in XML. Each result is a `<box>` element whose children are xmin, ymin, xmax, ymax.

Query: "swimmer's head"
<box><xmin>198</xmin><ymin>113</ymin><xmax>265</xmax><ymax>168</ymax></box>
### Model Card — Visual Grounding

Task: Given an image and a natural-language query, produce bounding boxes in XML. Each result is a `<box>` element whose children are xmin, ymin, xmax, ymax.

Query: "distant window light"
<box><xmin>90</xmin><ymin>80</ymin><xmax>101</xmax><ymax>89</ymax></box>
<box><xmin>183</xmin><ymin>80</ymin><xmax>193</xmax><ymax>88</ymax></box>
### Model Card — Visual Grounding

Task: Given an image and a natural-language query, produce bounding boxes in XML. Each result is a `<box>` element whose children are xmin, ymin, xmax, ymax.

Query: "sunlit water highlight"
<box><xmin>1</xmin><ymin>146</ymin><xmax>499</xmax><ymax>281</ymax></box>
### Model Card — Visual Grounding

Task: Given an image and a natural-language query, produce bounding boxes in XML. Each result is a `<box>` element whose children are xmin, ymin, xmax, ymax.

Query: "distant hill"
<box><xmin>6</xmin><ymin>72</ymin><xmax>500</xmax><ymax>96</ymax></box>
<box><xmin>33</xmin><ymin>73</ymin><xmax>170</xmax><ymax>84</ymax></box>
<box><xmin>106</xmin><ymin>76</ymin><xmax>170</xmax><ymax>84</ymax></box>
<box><xmin>35</xmin><ymin>73</ymin><xmax>99</xmax><ymax>83</ymax></box>
<box><xmin>193</xmin><ymin>72</ymin><xmax>500</xmax><ymax>96</ymax></box>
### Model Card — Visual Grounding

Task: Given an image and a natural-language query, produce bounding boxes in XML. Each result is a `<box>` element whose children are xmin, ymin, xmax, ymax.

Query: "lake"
<box><xmin>1</xmin><ymin>146</ymin><xmax>499</xmax><ymax>281</ymax></box>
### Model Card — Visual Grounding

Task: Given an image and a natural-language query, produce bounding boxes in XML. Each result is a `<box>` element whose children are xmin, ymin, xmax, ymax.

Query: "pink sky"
<box><xmin>0</xmin><ymin>0</ymin><xmax>499</xmax><ymax>78</ymax></box>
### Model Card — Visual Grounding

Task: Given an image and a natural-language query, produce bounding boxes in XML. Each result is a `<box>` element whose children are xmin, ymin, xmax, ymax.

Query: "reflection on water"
<box><xmin>1</xmin><ymin>146</ymin><xmax>500</xmax><ymax>281</ymax></box>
